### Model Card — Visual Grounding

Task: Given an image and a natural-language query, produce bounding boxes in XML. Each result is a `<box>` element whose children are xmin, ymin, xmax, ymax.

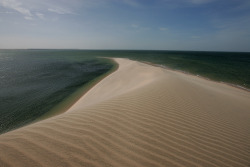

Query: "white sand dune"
<box><xmin>0</xmin><ymin>58</ymin><xmax>249</xmax><ymax>167</ymax></box>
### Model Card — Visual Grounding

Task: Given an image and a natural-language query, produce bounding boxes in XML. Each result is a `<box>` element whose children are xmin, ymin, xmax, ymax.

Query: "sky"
<box><xmin>0</xmin><ymin>0</ymin><xmax>250</xmax><ymax>51</ymax></box>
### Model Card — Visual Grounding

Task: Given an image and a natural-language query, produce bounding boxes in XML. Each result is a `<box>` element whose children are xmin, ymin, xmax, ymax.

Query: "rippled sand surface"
<box><xmin>0</xmin><ymin>58</ymin><xmax>249</xmax><ymax>167</ymax></box>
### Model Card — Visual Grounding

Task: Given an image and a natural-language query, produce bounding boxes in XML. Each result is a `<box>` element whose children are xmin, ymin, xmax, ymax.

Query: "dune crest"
<box><xmin>68</xmin><ymin>58</ymin><xmax>165</xmax><ymax>111</ymax></box>
<box><xmin>0</xmin><ymin>58</ymin><xmax>249</xmax><ymax>167</ymax></box>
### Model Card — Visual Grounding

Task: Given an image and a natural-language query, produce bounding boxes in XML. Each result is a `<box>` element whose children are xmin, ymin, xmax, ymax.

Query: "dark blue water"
<box><xmin>99</xmin><ymin>50</ymin><xmax>250</xmax><ymax>89</ymax></box>
<box><xmin>1</xmin><ymin>49</ymin><xmax>249</xmax><ymax>134</ymax></box>
<box><xmin>0</xmin><ymin>50</ymin><xmax>114</xmax><ymax>134</ymax></box>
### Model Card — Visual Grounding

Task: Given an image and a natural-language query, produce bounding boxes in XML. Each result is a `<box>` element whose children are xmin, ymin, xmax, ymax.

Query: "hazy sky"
<box><xmin>0</xmin><ymin>0</ymin><xmax>250</xmax><ymax>51</ymax></box>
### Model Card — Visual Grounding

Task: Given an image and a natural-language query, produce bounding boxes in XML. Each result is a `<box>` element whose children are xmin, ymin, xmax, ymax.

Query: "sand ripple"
<box><xmin>0</xmin><ymin>58</ymin><xmax>249</xmax><ymax>167</ymax></box>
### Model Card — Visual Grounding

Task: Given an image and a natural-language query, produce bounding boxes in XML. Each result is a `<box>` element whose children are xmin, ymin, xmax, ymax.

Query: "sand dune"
<box><xmin>0</xmin><ymin>58</ymin><xmax>250</xmax><ymax>167</ymax></box>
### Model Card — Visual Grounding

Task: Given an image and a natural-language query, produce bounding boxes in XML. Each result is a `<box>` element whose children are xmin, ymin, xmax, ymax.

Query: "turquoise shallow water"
<box><xmin>0</xmin><ymin>49</ymin><xmax>249</xmax><ymax>134</ymax></box>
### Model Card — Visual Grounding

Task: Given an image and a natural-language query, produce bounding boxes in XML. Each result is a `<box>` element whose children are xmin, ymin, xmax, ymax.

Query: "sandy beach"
<box><xmin>0</xmin><ymin>58</ymin><xmax>249</xmax><ymax>167</ymax></box>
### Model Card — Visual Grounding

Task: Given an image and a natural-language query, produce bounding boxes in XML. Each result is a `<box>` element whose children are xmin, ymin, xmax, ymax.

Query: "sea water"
<box><xmin>0</xmin><ymin>50</ymin><xmax>113</xmax><ymax>134</ymax></box>
<box><xmin>101</xmin><ymin>50</ymin><xmax>250</xmax><ymax>89</ymax></box>
<box><xmin>0</xmin><ymin>49</ymin><xmax>249</xmax><ymax>134</ymax></box>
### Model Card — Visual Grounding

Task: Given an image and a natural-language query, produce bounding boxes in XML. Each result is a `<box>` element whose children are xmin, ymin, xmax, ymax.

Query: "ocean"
<box><xmin>0</xmin><ymin>50</ymin><xmax>114</xmax><ymax>134</ymax></box>
<box><xmin>0</xmin><ymin>49</ymin><xmax>249</xmax><ymax>134</ymax></box>
<box><xmin>103</xmin><ymin>50</ymin><xmax>250</xmax><ymax>89</ymax></box>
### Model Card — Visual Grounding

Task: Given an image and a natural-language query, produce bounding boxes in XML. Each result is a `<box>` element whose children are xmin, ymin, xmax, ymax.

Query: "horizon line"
<box><xmin>0</xmin><ymin>48</ymin><xmax>249</xmax><ymax>53</ymax></box>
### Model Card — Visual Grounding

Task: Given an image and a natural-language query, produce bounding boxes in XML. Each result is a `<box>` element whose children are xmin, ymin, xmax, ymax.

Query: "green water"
<box><xmin>0</xmin><ymin>50</ymin><xmax>114</xmax><ymax>134</ymax></box>
<box><xmin>0</xmin><ymin>49</ymin><xmax>249</xmax><ymax>134</ymax></box>
<box><xmin>98</xmin><ymin>50</ymin><xmax>250</xmax><ymax>89</ymax></box>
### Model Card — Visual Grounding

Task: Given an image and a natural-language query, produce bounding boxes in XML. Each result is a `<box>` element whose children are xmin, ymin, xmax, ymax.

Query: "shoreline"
<box><xmin>0</xmin><ymin>58</ymin><xmax>118</xmax><ymax>135</ymax></box>
<box><xmin>0</xmin><ymin>58</ymin><xmax>249</xmax><ymax>167</ymax></box>
<box><xmin>142</xmin><ymin>60</ymin><xmax>250</xmax><ymax>92</ymax></box>
<box><xmin>2</xmin><ymin>57</ymin><xmax>249</xmax><ymax>134</ymax></box>
<box><xmin>37</xmin><ymin>57</ymin><xmax>249</xmax><ymax>122</ymax></box>
<box><xmin>11</xmin><ymin>57</ymin><xmax>250</xmax><ymax>129</ymax></box>
<box><xmin>36</xmin><ymin>58</ymin><xmax>118</xmax><ymax>121</ymax></box>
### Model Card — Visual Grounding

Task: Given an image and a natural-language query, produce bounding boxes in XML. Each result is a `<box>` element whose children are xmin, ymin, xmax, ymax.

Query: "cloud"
<box><xmin>0</xmin><ymin>0</ymin><xmax>32</xmax><ymax>16</ymax></box>
<box><xmin>0</xmin><ymin>0</ymin><xmax>77</xmax><ymax>20</ymax></box>
<box><xmin>36</xmin><ymin>12</ymin><xmax>45</xmax><ymax>19</ymax></box>
<box><xmin>130</xmin><ymin>24</ymin><xmax>151</xmax><ymax>31</ymax></box>
<box><xmin>48</xmin><ymin>7</ymin><xmax>74</xmax><ymax>15</ymax></box>
<box><xmin>160</xmin><ymin>0</ymin><xmax>216</xmax><ymax>7</ymax></box>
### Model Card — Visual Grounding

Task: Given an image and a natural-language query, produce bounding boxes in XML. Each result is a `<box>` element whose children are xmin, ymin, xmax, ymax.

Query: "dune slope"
<box><xmin>0</xmin><ymin>58</ymin><xmax>249</xmax><ymax>167</ymax></box>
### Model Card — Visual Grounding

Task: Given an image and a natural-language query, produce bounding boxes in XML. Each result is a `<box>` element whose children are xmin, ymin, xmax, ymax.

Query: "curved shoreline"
<box><xmin>0</xmin><ymin>58</ymin><xmax>249</xmax><ymax>167</ymax></box>
<box><xmin>39</xmin><ymin>57</ymin><xmax>249</xmax><ymax>122</ymax></box>
<box><xmin>36</xmin><ymin>58</ymin><xmax>119</xmax><ymax>121</ymax></box>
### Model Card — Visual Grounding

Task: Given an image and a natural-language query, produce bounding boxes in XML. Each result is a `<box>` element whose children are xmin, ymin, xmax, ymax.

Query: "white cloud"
<box><xmin>48</xmin><ymin>7</ymin><xmax>74</xmax><ymax>15</ymax></box>
<box><xmin>0</xmin><ymin>0</ymin><xmax>32</xmax><ymax>16</ymax></box>
<box><xmin>0</xmin><ymin>0</ymin><xmax>77</xmax><ymax>20</ymax></box>
<box><xmin>36</xmin><ymin>12</ymin><xmax>44</xmax><ymax>19</ymax></box>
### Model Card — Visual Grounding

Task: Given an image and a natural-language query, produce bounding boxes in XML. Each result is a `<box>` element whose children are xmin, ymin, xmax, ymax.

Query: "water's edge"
<box><xmin>37</xmin><ymin>57</ymin><xmax>250</xmax><ymax>123</ymax></box>
<box><xmin>0</xmin><ymin>58</ymin><xmax>117</xmax><ymax>135</ymax></box>
<box><xmin>142</xmin><ymin>60</ymin><xmax>250</xmax><ymax>92</ymax></box>
<box><xmin>1</xmin><ymin>49</ymin><xmax>249</xmax><ymax>134</ymax></box>
<box><xmin>36</xmin><ymin>58</ymin><xmax>118</xmax><ymax>121</ymax></box>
